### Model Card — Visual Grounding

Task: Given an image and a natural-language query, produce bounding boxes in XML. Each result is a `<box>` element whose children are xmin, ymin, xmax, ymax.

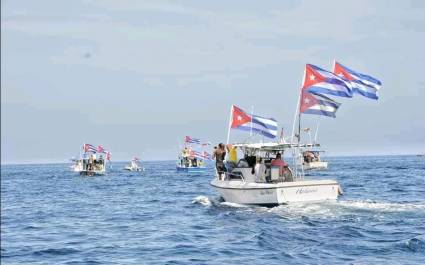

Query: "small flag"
<box><xmin>333</xmin><ymin>61</ymin><xmax>381</xmax><ymax>100</ymax></box>
<box><xmin>300</xmin><ymin>91</ymin><xmax>341</xmax><ymax>118</ymax></box>
<box><xmin>303</xmin><ymin>64</ymin><xmax>353</xmax><ymax>98</ymax></box>
<box><xmin>97</xmin><ymin>145</ymin><xmax>105</xmax><ymax>153</ymax></box>
<box><xmin>231</xmin><ymin>105</ymin><xmax>278</xmax><ymax>139</ymax></box>
<box><xmin>185</xmin><ymin>136</ymin><xmax>201</xmax><ymax>144</ymax></box>
<box><xmin>83</xmin><ymin>143</ymin><xmax>97</xmax><ymax>153</ymax></box>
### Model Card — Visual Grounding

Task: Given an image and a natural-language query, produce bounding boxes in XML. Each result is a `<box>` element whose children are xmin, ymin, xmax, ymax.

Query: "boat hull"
<box><xmin>303</xmin><ymin>161</ymin><xmax>328</xmax><ymax>170</ymax></box>
<box><xmin>176</xmin><ymin>166</ymin><xmax>206</xmax><ymax>172</ymax></box>
<box><xmin>210</xmin><ymin>179</ymin><xmax>340</xmax><ymax>205</ymax></box>
<box><xmin>79</xmin><ymin>170</ymin><xmax>105</xmax><ymax>176</ymax></box>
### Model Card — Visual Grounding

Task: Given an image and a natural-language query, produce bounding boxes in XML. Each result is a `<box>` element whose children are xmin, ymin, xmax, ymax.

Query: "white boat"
<box><xmin>210</xmin><ymin>142</ymin><xmax>342</xmax><ymax>206</ymax></box>
<box><xmin>72</xmin><ymin>143</ymin><xmax>110</xmax><ymax>176</ymax></box>
<box><xmin>124</xmin><ymin>158</ymin><xmax>145</xmax><ymax>171</ymax></box>
<box><xmin>176</xmin><ymin>136</ymin><xmax>211</xmax><ymax>172</ymax></box>
<box><xmin>302</xmin><ymin>150</ymin><xmax>328</xmax><ymax>170</ymax></box>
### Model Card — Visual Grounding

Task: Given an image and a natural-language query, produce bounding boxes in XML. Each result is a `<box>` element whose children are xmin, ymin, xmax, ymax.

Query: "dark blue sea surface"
<box><xmin>2</xmin><ymin>156</ymin><xmax>425</xmax><ymax>264</ymax></box>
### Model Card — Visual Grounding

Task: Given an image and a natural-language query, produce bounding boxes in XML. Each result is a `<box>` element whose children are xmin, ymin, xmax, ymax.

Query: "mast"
<box><xmin>226</xmin><ymin>105</ymin><xmax>233</xmax><ymax>144</ymax></box>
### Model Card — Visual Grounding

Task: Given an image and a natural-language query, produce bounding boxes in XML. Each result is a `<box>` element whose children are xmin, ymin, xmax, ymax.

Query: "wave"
<box><xmin>404</xmin><ymin>235</ymin><xmax>425</xmax><ymax>252</ymax></box>
<box><xmin>337</xmin><ymin>200</ymin><xmax>425</xmax><ymax>212</ymax></box>
<box><xmin>192</xmin><ymin>196</ymin><xmax>213</xmax><ymax>207</ymax></box>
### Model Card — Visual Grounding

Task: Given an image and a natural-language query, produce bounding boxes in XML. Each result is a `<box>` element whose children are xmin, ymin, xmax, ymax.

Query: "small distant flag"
<box><xmin>97</xmin><ymin>145</ymin><xmax>105</xmax><ymax>153</ymax></box>
<box><xmin>83</xmin><ymin>143</ymin><xmax>97</xmax><ymax>153</ymax></box>
<box><xmin>202</xmin><ymin>151</ymin><xmax>212</xmax><ymax>160</ymax></box>
<box><xmin>300</xmin><ymin>91</ymin><xmax>341</xmax><ymax>118</ymax></box>
<box><xmin>185</xmin><ymin>136</ymin><xmax>201</xmax><ymax>144</ymax></box>
<box><xmin>231</xmin><ymin>105</ymin><xmax>278</xmax><ymax>139</ymax></box>
<box><xmin>303</xmin><ymin>64</ymin><xmax>353</xmax><ymax>98</ymax></box>
<box><xmin>333</xmin><ymin>61</ymin><xmax>382</xmax><ymax>100</ymax></box>
<box><xmin>105</xmin><ymin>151</ymin><xmax>111</xmax><ymax>161</ymax></box>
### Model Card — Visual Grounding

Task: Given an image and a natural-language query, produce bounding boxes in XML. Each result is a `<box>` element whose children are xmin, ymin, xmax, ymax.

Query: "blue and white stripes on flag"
<box><xmin>300</xmin><ymin>91</ymin><xmax>341</xmax><ymax>118</ymax></box>
<box><xmin>333</xmin><ymin>61</ymin><xmax>382</xmax><ymax>100</ymax></box>
<box><xmin>303</xmin><ymin>64</ymin><xmax>353</xmax><ymax>98</ymax></box>
<box><xmin>230</xmin><ymin>105</ymin><xmax>278</xmax><ymax>139</ymax></box>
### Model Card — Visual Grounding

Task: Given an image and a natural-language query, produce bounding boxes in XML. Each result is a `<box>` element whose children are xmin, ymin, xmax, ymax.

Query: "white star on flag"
<box><xmin>337</xmin><ymin>72</ymin><xmax>344</xmax><ymax>77</ymax></box>
<box><xmin>309</xmin><ymin>74</ymin><xmax>315</xmax><ymax>81</ymax></box>
<box><xmin>304</xmin><ymin>98</ymin><xmax>310</xmax><ymax>104</ymax></box>
<box><xmin>237</xmin><ymin>115</ymin><xmax>242</xmax><ymax>121</ymax></box>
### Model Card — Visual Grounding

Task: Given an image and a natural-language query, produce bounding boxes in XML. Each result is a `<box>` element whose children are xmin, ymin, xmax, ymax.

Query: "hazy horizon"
<box><xmin>2</xmin><ymin>1</ymin><xmax>425</xmax><ymax>164</ymax></box>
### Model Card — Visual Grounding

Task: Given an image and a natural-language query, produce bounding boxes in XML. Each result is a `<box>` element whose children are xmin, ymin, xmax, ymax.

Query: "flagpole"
<box><xmin>314</xmin><ymin>120</ymin><xmax>320</xmax><ymax>144</ymax></box>
<box><xmin>291</xmin><ymin>66</ymin><xmax>306</xmax><ymax>145</ymax></box>
<box><xmin>226</xmin><ymin>105</ymin><xmax>233</xmax><ymax>144</ymax></box>
<box><xmin>291</xmin><ymin>66</ymin><xmax>306</xmax><ymax>179</ymax></box>
<box><xmin>250</xmin><ymin>105</ymin><xmax>254</xmax><ymax>137</ymax></box>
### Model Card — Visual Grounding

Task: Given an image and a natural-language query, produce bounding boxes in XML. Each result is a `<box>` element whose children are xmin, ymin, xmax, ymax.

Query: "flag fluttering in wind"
<box><xmin>333</xmin><ymin>61</ymin><xmax>382</xmax><ymax>100</ymax></box>
<box><xmin>185</xmin><ymin>136</ymin><xmax>201</xmax><ymax>144</ymax></box>
<box><xmin>105</xmin><ymin>151</ymin><xmax>111</xmax><ymax>161</ymax></box>
<box><xmin>97</xmin><ymin>145</ymin><xmax>105</xmax><ymax>153</ymax></box>
<box><xmin>231</xmin><ymin>105</ymin><xmax>278</xmax><ymax>139</ymax></box>
<box><xmin>303</xmin><ymin>64</ymin><xmax>353</xmax><ymax>98</ymax></box>
<box><xmin>83</xmin><ymin>143</ymin><xmax>97</xmax><ymax>153</ymax></box>
<box><xmin>300</xmin><ymin>91</ymin><xmax>341</xmax><ymax>118</ymax></box>
<box><xmin>189</xmin><ymin>150</ymin><xmax>212</xmax><ymax>160</ymax></box>
<box><xmin>185</xmin><ymin>136</ymin><xmax>210</xmax><ymax>146</ymax></box>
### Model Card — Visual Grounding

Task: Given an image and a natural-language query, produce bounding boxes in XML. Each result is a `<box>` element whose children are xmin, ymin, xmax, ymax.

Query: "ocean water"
<box><xmin>1</xmin><ymin>156</ymin><xmax>425</xmax><ymax>264</ymax></box>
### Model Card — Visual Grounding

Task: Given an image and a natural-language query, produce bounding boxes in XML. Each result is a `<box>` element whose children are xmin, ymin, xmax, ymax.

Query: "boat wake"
<box><xmin>267</xmin><ymin>200</ymin><xmax>425</xmax><ymax>220</ymax></box>
<box><xmin>192</xmin><ymin>196</ymin><xmax>213</xmax><ymax>206</ymax></box>
<box><xmin>192</xmin><ymin>196</ymin><xmax>248</xmax><ymax>208</ymax></box>
<box><xmin>337</xmin><ymin>200</ymin><xmax>425</xmax><ymax>212</ymax></box>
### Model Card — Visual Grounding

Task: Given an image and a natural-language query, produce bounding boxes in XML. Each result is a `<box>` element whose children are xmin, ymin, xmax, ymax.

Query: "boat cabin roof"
<box><xmin>233</xmin><ymin>142</ymin><xmax>320</xmax><ymax>151</ymax></box>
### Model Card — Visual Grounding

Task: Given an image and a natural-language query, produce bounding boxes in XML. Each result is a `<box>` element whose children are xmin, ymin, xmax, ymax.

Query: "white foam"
<box><xmin>337</xmin><ymin>200</ymin><xmax>425</xmax><ymax>212</ymax></box>
<box><xmin>192</xmin><ymin>195</ymin><xmax>212</xmax><ymax>206</ymax></box>
<box><xmin>265</xmin><ymin>200</ymin><xmax>425</xmax><ymax>220</ymax></box>
<box><xmin>220</xmin><ymin>201</ymin><xmax>248</xmax><ymax>208</ymax></box>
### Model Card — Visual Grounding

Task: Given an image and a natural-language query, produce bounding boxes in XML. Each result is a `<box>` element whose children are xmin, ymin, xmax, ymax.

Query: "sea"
<box><xmin>1</xmin><ymin>156</ymin><xmax>425</xmax><ymax>264</ymax></box>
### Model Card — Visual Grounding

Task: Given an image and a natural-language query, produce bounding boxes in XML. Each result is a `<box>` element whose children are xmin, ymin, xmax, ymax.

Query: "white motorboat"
<box><xmin>210</xmin><ymin>142</ymin><xmax>342</xmax><ymax>206</ymax></box>
<box><xmin>124</xmin><ymin>158</ymin><xmax>145</xmax><ymax>171</ymax></box>
<box><xmin>176</xmin><ymin>136</ymin><xmax>211</xmax><ymax>172</ymax></box>
<box><xmin>302</xmin><ymin>150</ymin><xmax>328</xmax><ymax>170</ymax></box>
<box><xmin>72</xmin><ymin>143</ymin><xmax>111</xmax><ymax>176</ymax></box>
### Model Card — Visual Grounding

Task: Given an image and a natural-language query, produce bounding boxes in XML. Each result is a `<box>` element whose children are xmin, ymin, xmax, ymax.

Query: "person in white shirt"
<box><xmin>254</xmin><ymin>157</ymin><xmax>266</xmax><ymax>183</ymax></box>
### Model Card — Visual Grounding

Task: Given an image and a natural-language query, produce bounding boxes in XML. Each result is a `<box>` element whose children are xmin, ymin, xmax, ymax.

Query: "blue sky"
<box><xmin>2</xmin><ymin>0</ymin><xmax>425</xmax><ymax>163</ymax></box>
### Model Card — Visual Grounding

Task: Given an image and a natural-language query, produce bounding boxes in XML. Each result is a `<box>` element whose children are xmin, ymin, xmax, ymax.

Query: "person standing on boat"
<box><xmin>213</xmin><ymin>143</ymin><xmax>227</xmax><ymax>180</ymax></box>
<box><xmin>254</xmin><ymin>157</ymin><xmax>266</xmax><ymax>183</ymax></box>
<box><xmin>226</xmin><ymin>144</ymin><xmax>238</xmax><ymax>173</ymax></box>
<box><xmin>271</xmin><ymin>153</ymin><xmax>288</xmax><ymax>177</ymax></box>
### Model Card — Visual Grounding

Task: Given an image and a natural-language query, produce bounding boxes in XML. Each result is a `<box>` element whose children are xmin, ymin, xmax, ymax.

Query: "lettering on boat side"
<box><xmin>296</xmin><ymin>187</ymin><xmax>318</xmax><ymax>194</ymax></box>
<box><xmin>260</xmin><ymin>190</ymin><xmax>273</xmax><ymax>195</ymax></box>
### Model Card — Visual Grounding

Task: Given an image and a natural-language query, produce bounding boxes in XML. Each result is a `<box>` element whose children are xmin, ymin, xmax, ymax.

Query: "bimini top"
<box><xmin>232</xmin><ymin>142</ymin><xmax>320</xmax><ymax>151</ymax></box>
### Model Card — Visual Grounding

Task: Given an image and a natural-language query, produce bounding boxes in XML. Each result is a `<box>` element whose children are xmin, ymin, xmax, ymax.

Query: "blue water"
<box><xmin>2</xmin><ymin>156</ymin><xmax>425</xmax><ymax>264</ymax></box>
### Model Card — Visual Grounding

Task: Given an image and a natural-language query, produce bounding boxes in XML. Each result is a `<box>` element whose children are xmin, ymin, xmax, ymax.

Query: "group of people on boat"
<box><xmin>213</xmin><ymin>143</ymin><xmax>292</xmax><ymax>183</ymax></box>
<box><xmin>303</xmin><ymin>151</ymin><xmax>321</xmax><ymax>163</ymax></box>
<box><xmin>178</xmin><ymin>147</ymin><xmax>205</xmax><ymax>168</ymax></box>
<box><xmin>84</xmin><ymin>154</ymin><xmax>105</xmax><ymax>172</ymax></box>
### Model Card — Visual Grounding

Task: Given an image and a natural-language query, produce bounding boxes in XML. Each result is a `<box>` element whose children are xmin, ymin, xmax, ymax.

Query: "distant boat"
<box><xmin>71</xmin><ymin>143</ymin><xmax>111</xmax><ymax>176</ymax></box>
<box><xmin>302</xmin><ymin>150</ymin><xmax>328</xmax><ymax>170</ymax></box>
<box><xmin>176</xmin><ymin>136</ymin><xmax>211</xmax><ymax>172</ymax></box>
<box><xmin>124</xmin><ymin>158</ymin><xmax>145</xmax><ymax>172</ymax></box>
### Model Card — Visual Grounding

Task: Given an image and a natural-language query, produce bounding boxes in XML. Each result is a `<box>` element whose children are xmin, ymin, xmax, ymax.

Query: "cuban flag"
<box><xmin>300</xmin><ymin>91</ymin><xmax>341</xmax><ymax>118</ymax></box>
<box><xmin>231</xmin><ymin>105</ymin><xmax>278</xmax><ymax>139</ymax></box>
<box><xmin>202</xmin><ymin>151</ymin><xmax>212</xmax><ymax>160</ymax></box>
<box><xmin>333</xmin><ymin>61</ymin><xmax>381</xmax><ymax>100</ymax></box>
<box><xmin>105</xmin><ymin>151</ymin><xmax>111</xmax><ymax>161</ymax></box>
<box><xmin>185</xmin><ymin>136</ymin><xmax>201</xmax><ymax>144</ymax></box>
<box><xmin>303</xmin><ymin>64</ymin><xmax>353</xmax><ymax>98</ymax></box>
<box><xmin>83</xmin><ymin>143</ymin><xmax>97</xmax><ymax>153</ymax></box>
<box><xmin>97</xmin><ymin>145</ymin><xmax>105</xmax><ymax>153</ymax></box>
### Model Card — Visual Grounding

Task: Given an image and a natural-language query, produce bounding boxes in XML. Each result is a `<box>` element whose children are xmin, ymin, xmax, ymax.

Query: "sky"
<box><xmin>2</xmin><ymin>0</ymin><xmax>425</xmax><ymax>164</ymax></box>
